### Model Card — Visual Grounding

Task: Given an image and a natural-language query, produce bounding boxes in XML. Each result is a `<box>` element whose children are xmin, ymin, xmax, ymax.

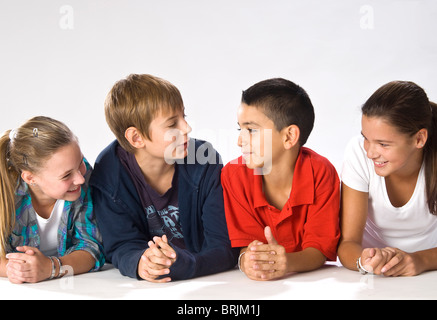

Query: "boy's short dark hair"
<box><xmin>241</xmin><ymin>78</ymin><xmax>315</xmax><ymax>146</ymax></box>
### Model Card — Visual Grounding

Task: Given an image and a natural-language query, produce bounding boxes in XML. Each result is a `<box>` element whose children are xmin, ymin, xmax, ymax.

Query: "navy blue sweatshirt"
<box><xmin>89</xmin><ymin>139</ymin><xmax>238</xmax><ymax>280</ymax></box>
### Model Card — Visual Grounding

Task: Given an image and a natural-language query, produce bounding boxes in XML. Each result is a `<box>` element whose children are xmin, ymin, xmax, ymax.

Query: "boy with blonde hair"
<box><xmin>90</xmin><ymin>74</ymin><xmax>238</xmax><ymax>281</ymax></box>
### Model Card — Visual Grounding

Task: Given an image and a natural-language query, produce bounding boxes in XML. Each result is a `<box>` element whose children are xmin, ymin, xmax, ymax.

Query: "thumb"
<box><xmin>264</xmin><ymin>226</ymin><xmax>278</xmax><ymax>245</ymax></box>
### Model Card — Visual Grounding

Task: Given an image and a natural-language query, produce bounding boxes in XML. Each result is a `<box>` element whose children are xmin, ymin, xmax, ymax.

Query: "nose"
<box><xmin>181</xmin><ymin>119</ymin><xmax>192</xmax><ymax>135</ymax></box>
<box><xmin>75</xmin><ymin>171</ymin><xmax>85</xmax><ymax>185</ymax></box>
<box><xmin>238</xmin><ymin>129</ymin><xmax>249</xmax><ymax>147</ymax></box>
<box><xmin>364</xmin><ymin>140</ymin><xmax>378</xmax><ymax>159</ymax></box>
<box><xmin>74</xmin><ymin>166</ymin><xmax>86</xmax><ymax>185</ymax></box>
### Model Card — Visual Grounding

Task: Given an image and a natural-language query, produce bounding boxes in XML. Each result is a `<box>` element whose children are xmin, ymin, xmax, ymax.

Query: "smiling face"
<box><xmin>23</xmin><ymin>141</ymin><xmax>86</xmax><ymax>203</ymax></box>
<box><xmin>361</xmin><ymin>115</ymin><xmax>427</xmax><ymax>178</ymax></box>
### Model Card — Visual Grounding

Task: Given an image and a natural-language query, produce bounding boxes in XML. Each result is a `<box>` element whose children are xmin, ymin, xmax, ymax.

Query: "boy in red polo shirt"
<box><xmin>222</xmin><ymin>78</ymin><xmax>340</xmax><ymax>281</ymax></box>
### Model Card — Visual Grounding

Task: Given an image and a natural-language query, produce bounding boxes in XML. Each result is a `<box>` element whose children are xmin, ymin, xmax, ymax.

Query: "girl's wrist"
<box><xmin>47</xmin><ymin>256</ymin><xmax>65</xmax><ymax>280</ymax></box>
<box><xmin>48</xmin><ymin>256</ymin><xmax>56</xmax><ymax>279</ymax></box>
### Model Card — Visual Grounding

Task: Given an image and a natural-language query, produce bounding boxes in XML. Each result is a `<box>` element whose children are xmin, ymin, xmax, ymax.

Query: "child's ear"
<box><xmin>125</xmin><ymin>127</ymin><xmax>146</xmax><ymax>149</ymax></box>
<box><xmin>283</xmin><ymin>125</ymin><xmax>300</xmax><ymax>150</ymax></box>
<box><xmin>21</xmin><ymin>170</ymin><xmax>35</xmax><ymax>186</ymax></box>
<box><xmin>416</xmin><ymin>128</ymin><xmax>428</xmax><ymax>149</ymax></box>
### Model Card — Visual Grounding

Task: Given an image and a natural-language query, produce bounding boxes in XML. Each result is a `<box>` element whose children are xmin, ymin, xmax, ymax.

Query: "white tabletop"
<box><xmin>1</xmin><ymin>261</ymin><xmax>436</xmax><ymax>300</ymax></box>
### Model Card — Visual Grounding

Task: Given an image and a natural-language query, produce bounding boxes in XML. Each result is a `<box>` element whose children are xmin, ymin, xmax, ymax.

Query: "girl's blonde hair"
<box><xmin>0</xmin><ymin>116</ymin><xmax>76</xmax><ymax>257</ymax></box>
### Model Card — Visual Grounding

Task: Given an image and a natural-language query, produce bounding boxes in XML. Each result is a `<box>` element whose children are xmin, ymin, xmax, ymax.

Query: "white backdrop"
<box><xmin>1</xmin><ymin>0</ymin><xmax>436</xmax><ymax>171</ymax></box>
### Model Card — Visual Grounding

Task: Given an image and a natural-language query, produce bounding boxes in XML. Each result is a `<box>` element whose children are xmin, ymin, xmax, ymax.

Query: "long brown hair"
<box><xmin>0</xmin><ymin>116</ymin><xmax>76</xmax><ymax>256</ymax></box>
<box><xmin>362</xmin><ymin>81</ymin><xmax>437</xmax><ymax>214</ymax></box>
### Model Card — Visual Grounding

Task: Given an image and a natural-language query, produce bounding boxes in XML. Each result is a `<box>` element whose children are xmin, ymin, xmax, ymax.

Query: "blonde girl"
<box><xmin>0</xmin><ymin>116</ymin><xmax>104</xmax><ymax>283</ymax></box>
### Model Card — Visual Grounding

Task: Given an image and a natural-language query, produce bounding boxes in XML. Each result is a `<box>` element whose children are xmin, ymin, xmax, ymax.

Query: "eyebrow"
<box><xmin>238</xmin><ymin>121</ymin><xmax>261</xmax><ymax>127</ymax></box>
<box><xmin>360</xmin><ymin>132</ymin><xmax>394</xmax><ymax>144</ymax></box>
<box><xmin>166</xmin><ymin>115</ymin><xmax>178</xmax><ymax>122</ymax></box>
<box><xmin>161</xmin><ymin>114</ymin><xmax>180</xmax><ymax>126</ymax></box>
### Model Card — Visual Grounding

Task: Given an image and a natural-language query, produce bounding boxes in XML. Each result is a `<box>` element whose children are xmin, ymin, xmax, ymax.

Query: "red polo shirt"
<box><xmin>221</xmin><ymin>147</ymin><xmax>340</xmax><ymax>261</ymax></box>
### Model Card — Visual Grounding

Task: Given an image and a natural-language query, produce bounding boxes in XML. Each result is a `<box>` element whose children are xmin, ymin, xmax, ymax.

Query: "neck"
<box><xmin>262</xmin><ymin>147</ymin><xmax>299</xmax><ymax>191</ymax></box>
<box><xmin>260</xmin><ymin>148</ymin><xmax>300</xmax><ymax>210</ymax></box>
<box><xmin>28</xmin><ymin>186</ymin><xmax>57</xmax><ymax>218</ymax></box>
<box><xmin>134</xmin><ymin>150</ymin><xmax>175</xmax><ymax>194</ymax></box>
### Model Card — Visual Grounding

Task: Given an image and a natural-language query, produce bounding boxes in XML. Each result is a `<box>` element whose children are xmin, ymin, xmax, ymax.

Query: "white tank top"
<box><xmin>35</xmin><ymin>200</ymin><xmax>64</xmax><ymax>256</ymax></box>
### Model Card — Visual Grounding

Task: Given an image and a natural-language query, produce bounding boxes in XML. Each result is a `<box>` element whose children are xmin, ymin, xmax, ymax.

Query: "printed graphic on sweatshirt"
<box><xmin>145</xmin><ymin>204</ymin><xmax>185</xmax><ymax>248</ymax></box>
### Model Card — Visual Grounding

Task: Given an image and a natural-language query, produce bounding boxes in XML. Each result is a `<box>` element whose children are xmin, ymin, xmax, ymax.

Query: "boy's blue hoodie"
<box><xmin>90</xmin><ymin>139</ymin><xmax>238</xmax><ymax>280</ymax></box>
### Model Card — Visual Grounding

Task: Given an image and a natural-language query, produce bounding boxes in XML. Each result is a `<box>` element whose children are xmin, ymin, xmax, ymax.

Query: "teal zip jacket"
<box><xmin>9</xmin><ymin>159</ymin><xmax>105</xmax><ymax>271</ymax></box>
<box><xmin>89</xmin><ymin>139</ymin><xmax>238</xmax><ymax>280</ymax></box>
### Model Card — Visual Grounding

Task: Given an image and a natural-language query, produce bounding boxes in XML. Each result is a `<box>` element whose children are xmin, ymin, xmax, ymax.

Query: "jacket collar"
<box><xmin>91</xmin><ymin>139</ymin><xmax>222</xmax><ymax>195</ymax></box>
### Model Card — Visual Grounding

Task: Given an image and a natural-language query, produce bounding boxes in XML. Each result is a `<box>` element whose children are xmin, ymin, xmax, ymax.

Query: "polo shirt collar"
<box><xmin>290</xmin><ymin>148</ymin><xmax>315</xmax><ymax>207</ymax></box>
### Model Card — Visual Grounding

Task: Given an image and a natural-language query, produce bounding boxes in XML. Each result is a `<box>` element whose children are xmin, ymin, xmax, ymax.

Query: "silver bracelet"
<box><xmin>238</xmin><ymin>251</ymin><xmax>246</xmax><ymax>272</ymax></box>
<box><xmin>53</xmin><ymin>256</ymin><xmax>63</xmax><ymax>278</ymax></box>
<box><xmin>356</xmin><ymin>257</ymin><xmax>373</xmax><ymax>275</ymax></box>
<box><xmin>48</xmin><ymin>256</ymin><xmax>56</xmax><ymax>280</ymax></box>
